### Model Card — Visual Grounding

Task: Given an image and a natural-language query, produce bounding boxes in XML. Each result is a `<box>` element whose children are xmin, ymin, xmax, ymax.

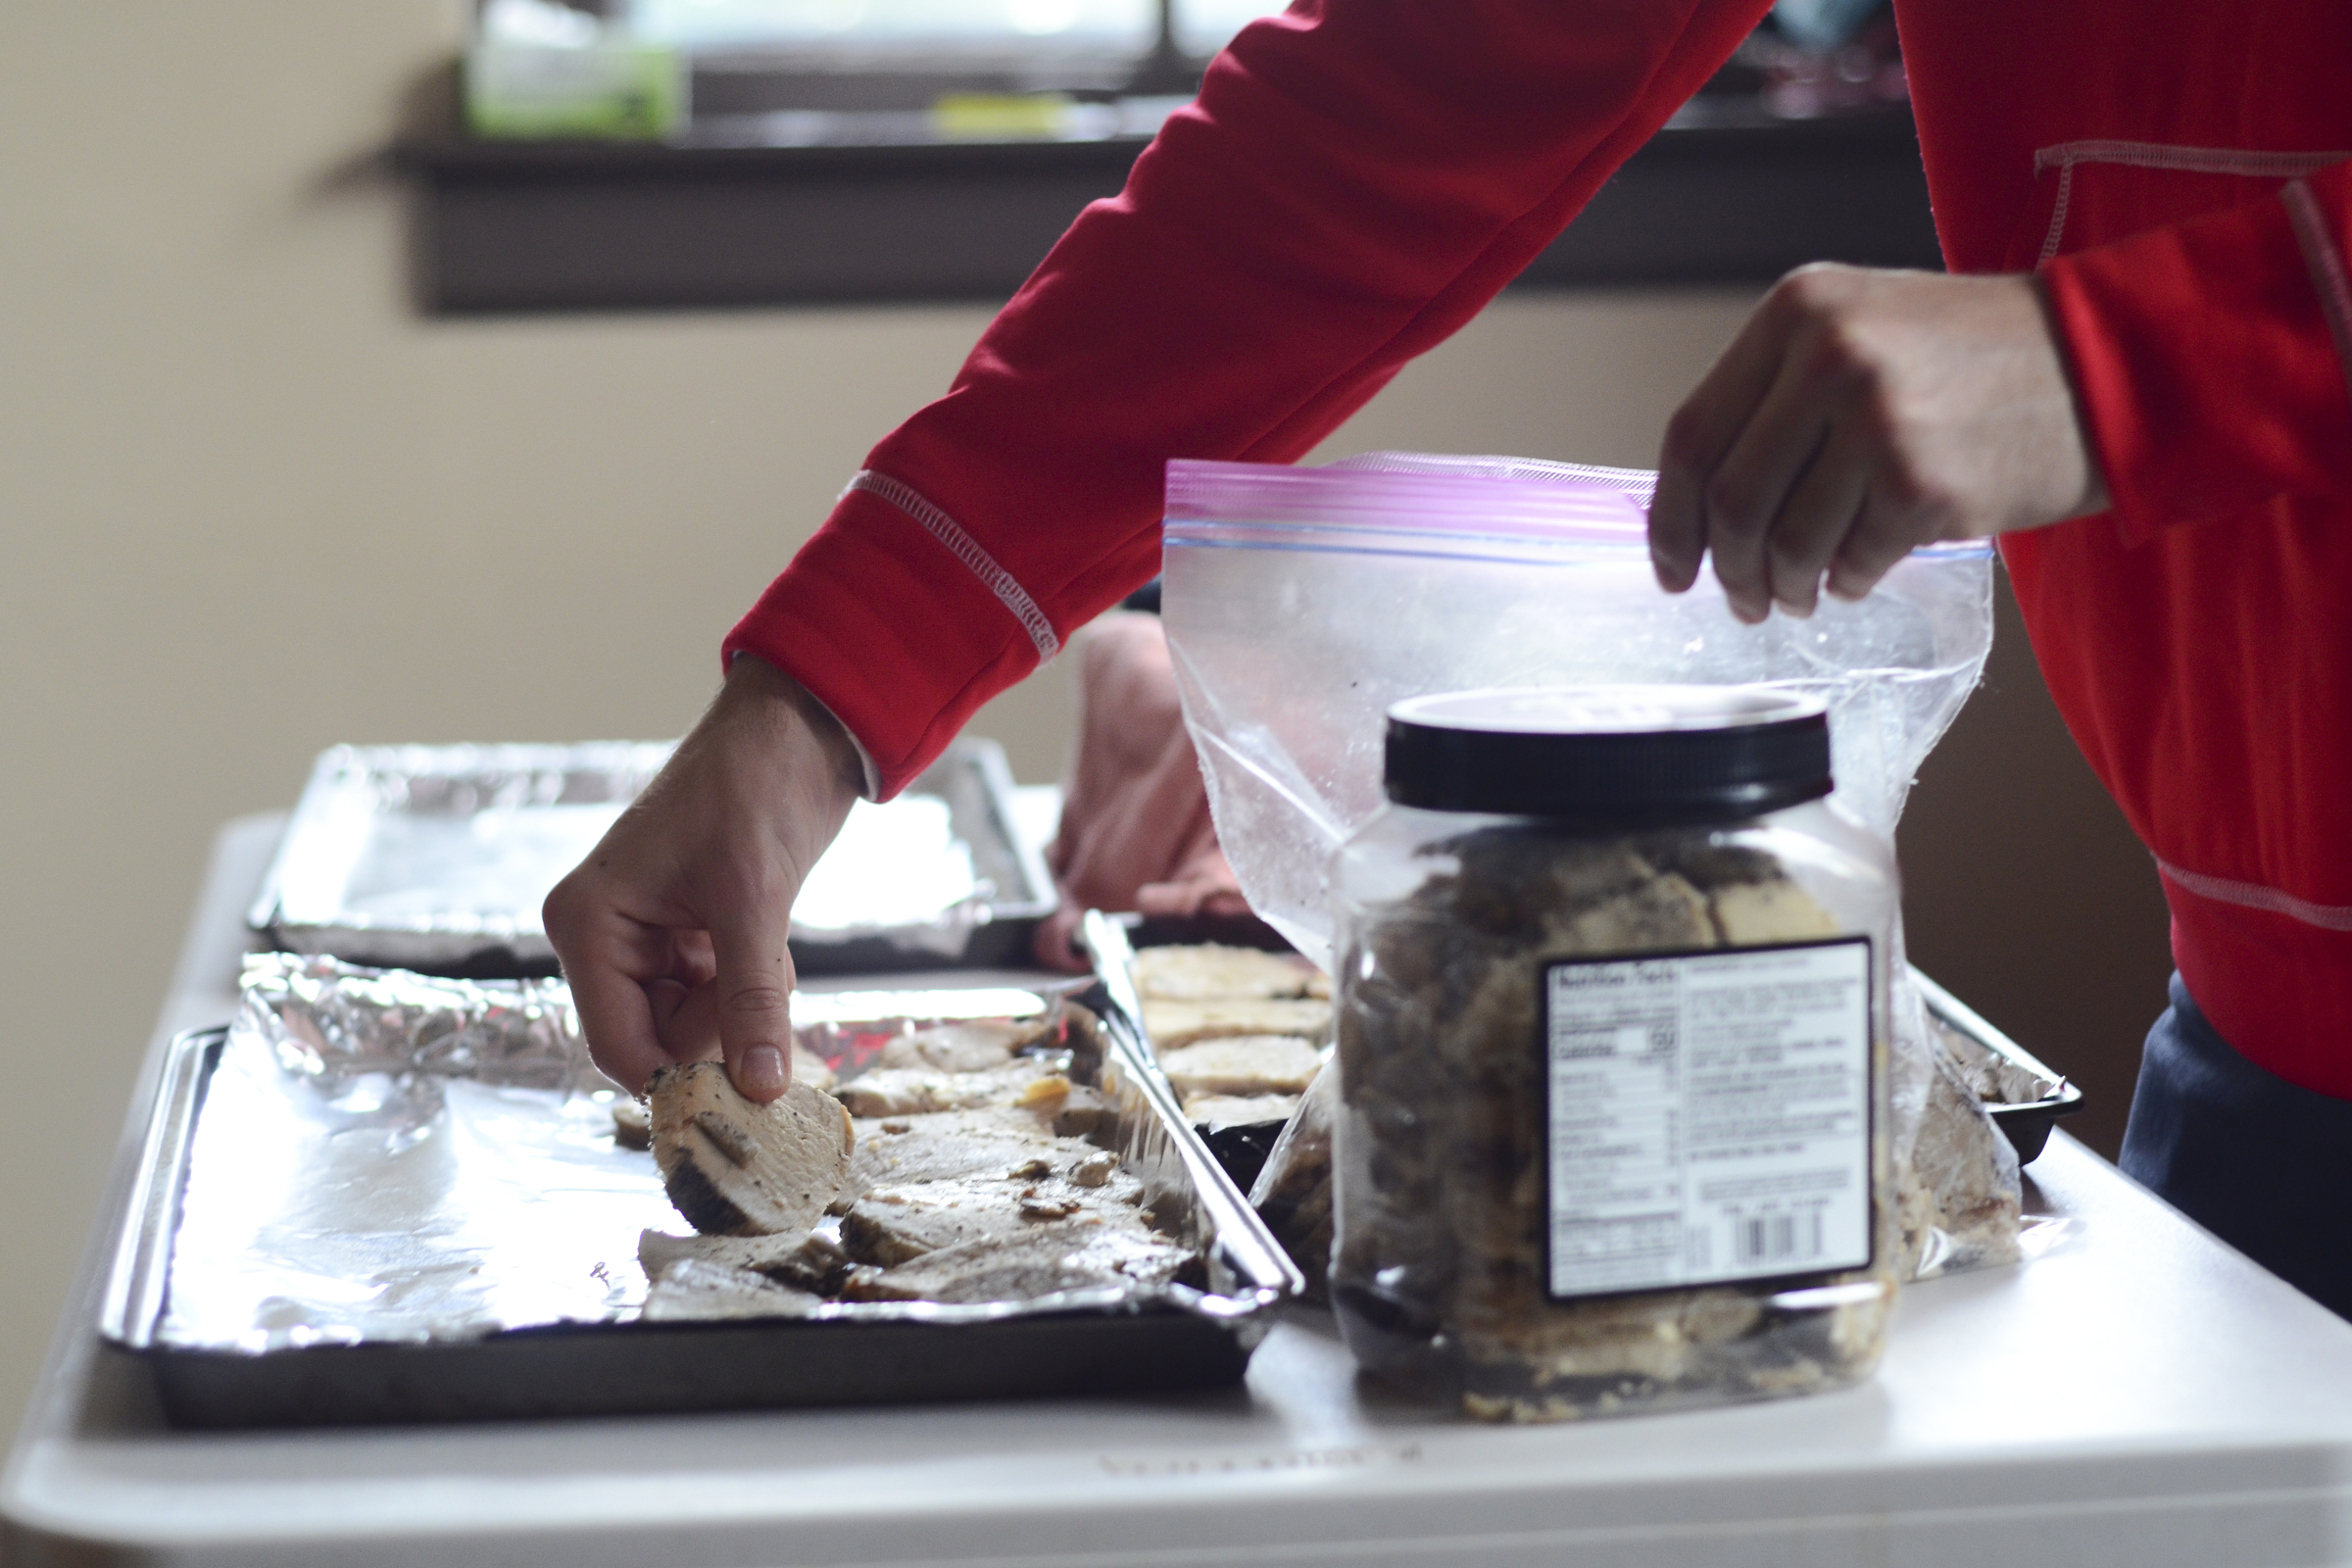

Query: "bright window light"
<box><xmin>629</xmin><ymin>0</ymin><xmax>1156</xmax><ymax>50</ymax></box>
<box><xmin>1172</xmin><ymin>0</ymin><xmax>1288</xmax><ymax>58</ymax></box>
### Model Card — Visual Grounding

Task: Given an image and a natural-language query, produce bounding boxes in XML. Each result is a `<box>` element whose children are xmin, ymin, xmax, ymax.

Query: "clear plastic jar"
<box><xmin>1330</xmin><ymin>687</ymin><xmax>1899</xmax><ymax>1422</ymax></box>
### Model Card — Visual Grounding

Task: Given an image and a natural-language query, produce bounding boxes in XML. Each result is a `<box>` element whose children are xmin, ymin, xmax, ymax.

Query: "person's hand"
<box><xmin>1032</xmin><ymin>612</ymin><xmax>1250</xmax><ymax>970</ymax></box>
<box><xmin>543</xmin><ymin>654</ymin><xmax>861</xmax><ymax>1102</ymax></box>
<box><xmin>1649</xmin><ymin>264</ymin><xmax>2110</xmax><ymax>621</ymax></box>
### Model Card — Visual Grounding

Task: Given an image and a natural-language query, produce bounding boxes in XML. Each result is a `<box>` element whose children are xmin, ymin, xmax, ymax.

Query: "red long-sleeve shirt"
<box><xmin>725</xmin><ymin>0</ymin><xmax>2352</xmax><ymax>1096</ymax></box>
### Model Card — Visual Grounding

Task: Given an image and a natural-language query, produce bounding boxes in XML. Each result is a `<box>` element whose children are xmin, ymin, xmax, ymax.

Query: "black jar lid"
<box><xmin>1384</xmin><ymin>686</ymin><xmax>1832</xmax><ymax>824</ymax></box>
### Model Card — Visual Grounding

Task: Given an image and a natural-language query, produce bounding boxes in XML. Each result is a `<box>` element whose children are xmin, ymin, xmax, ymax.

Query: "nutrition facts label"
<box><xmin>1541</xmin><ymin>939</ymin><xmax>1873</xmax><ymax>1299</ymax></box>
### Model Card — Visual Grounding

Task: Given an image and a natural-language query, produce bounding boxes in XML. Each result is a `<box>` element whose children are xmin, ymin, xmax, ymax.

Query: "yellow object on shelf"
<box><xmin>931</xmin><ymin>93</ymin><xmax>1079</xmax><ymax>141</ymax></box>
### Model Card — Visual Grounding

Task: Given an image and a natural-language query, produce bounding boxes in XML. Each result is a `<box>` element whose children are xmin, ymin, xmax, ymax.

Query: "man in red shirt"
<box><xmin>546</xmin><ymin>2</ymin><xmax>2352</xmax><ymax>1313</ymax></box>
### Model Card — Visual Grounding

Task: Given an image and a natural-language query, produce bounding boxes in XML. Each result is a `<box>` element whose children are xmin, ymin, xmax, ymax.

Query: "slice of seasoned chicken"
<box><xmin>841</xmin><ymin>1218</ymin><xmax>1191</xmax><ymax>1304</ymax></box>
<box><xmin>848</xmin><ymin>1106</ymin><xmax>1069</xmax><ymax>1189</ymax></box>
<box><xmin>1004</xmin><ymin>1074</ymin><xmax>1117</xmax><ymax>1139</ymax></box>
<box><xmin>618</xmin><ymin>1044</ymin><xmax>830</xmax><ymax>1151</ymax></box>
<box><xmin>1043</xmin><ymin>1081</ymin><xmax>1115</xmax><ymax>1139</ymax></box>
<box><xmin>873</xmin><ymin>1017</ymin><xmax>1050</xmax><ymax>1073</ymax></box>
<box><xmin>835</xmin><ymin>1058</ymin><xmax>1055</xmax><ymax>1118</ymax></box>
<box><xmin>611</xmin><ymin>1097</ymin><xmax>652</xmax><ymax>1151</ymax></box>
<box><xmin>640</xmin><ymin>1258</ymin><xmax>825</xmax><ymax>1322</ymax></box>
<box><xmin>1159</xmin><ymin>1035</ymin><xmax>1324</xmax><ymax>1099</ymax></box>
<box><xmin>1131</xmin><ymin>944</ymin><xmax>1317</xmax><ymax>1002</ymax></box>
<box><xmin>1141</xmin><ymin>997</ymin><xmax>1332</xmax><ymax>1051</ymax></box>
<box><xmin>840</xmin><ymin>1166</ymin><xmax>1152</xmax><ymax>1267</ymax></box>
<box><xmin>648</xmin><ymin>1062</ymin><xmax>856</xmax><ymax>1236</ymax></box>
<box><xmin>637</xmin><ymin>1227</ymin><xmax>852</xmax><ymax>1296</ymax></box>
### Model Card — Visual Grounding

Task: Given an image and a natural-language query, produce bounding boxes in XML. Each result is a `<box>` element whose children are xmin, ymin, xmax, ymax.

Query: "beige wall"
<box><xmin>0</xmin><ymin>0</ymin><xmax>2168</xmax><ymax>1442</ymax></box>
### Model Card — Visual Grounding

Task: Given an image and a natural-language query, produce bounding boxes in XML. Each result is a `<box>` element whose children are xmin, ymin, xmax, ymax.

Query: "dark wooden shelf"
<box><xmin>397</xmin><ymin>107</ymin><xmax>1938</xmax><ymax>315</ymax></box>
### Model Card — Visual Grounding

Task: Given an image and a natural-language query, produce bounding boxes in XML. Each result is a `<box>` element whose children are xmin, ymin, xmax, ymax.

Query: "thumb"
<box><xmin>708</xmin><ymin>900</ymin><xmax>797</xmax><ymax>1103</ymax></box>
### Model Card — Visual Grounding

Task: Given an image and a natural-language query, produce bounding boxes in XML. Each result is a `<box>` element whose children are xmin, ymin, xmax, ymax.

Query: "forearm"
<box><xmin>727</xmin><ymin>0</ymin><xmax>1772</xmax><ymax>797</ymax></box>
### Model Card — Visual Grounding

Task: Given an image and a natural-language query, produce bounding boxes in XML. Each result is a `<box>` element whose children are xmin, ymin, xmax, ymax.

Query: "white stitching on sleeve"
<box><xmin>2158</xmin><ymin>857</ymin><xmax>2352</xmax><ymax>933</ymax></box>
<box><xmin>2282</xmin><ymin>179</ymin><xmax>2352</xmax><ymax>410</ymax></box>
<box><xmin>842</xmin><ymin>469</ymin><xmax>1061</xmax><ymax>662</ymax></box>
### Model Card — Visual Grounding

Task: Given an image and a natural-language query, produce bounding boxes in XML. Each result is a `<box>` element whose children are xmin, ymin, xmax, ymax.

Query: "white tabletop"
<box><xmin>11</xmin><ymin>814</ymin><xmax>2352</xmax><ymax>1568</ymax></box>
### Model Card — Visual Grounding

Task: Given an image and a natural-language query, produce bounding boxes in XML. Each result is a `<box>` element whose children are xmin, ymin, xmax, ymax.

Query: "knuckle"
<box><xmin>1878</xmin><ymin>454</ymin><xmax>1950</xmax><ymax>518</ymax></box>
<box><xmin>1846</xmin><ymin>385</ymin><xmax>1899</xmax><ymax>445</ymax></box>
<box><xmin>1777</xmin><ymin>262</ymin><xmax>1847</xmax><ymax>316</ymax></box>
<box><xmin>725</xmin><ymin>983</ymin><xmax>790</xmax><ymax>1017</ymax></box>
<box><xmin>540</xmin><ymin>881</ymin><xmax>582</xmax><ymax>940</ymax></box>
<box><xmin>1771</xmin><ymin>270</ymin><xmax>1818</xmax><ymax>314</ymax></box>
<box><xmin>1808</xmin><ymin>318</ymin><xmax>1882</xmax><ymax>386</ymax></box>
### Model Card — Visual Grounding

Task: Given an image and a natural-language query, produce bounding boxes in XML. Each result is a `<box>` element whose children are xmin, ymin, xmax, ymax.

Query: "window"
<box><xmin>553</xmin><ymin>0</ymin><xmax>1295</xmax><ymax>127</ymax></box>
<box><xmin>630</xmin><ymin>0</ymin><xmax>1166</xmax><ymax>54</ymax></box>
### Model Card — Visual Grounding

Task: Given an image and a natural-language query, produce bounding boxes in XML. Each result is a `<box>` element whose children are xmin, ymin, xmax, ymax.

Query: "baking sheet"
<box><xmin>247</xmin><ymin>737</ymin><xmax>1054</xmax><ymax>975</ymax></box>
<box><xmin>1911</xmin><ymin>968</ymin><xmax>2084</xmax><ymax>1163</ymax></box>
<box><xmin>103</xmin><ymin>955</ymin><xmax>1298</xmax><ymax>1425</ymax></box>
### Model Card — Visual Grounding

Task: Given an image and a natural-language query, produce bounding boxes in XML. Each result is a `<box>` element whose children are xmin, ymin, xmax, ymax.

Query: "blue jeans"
<box><xmin>2121</xmin><ymin>973</ymin><xmax>2352</xmax><ymax>1319</ymax></box>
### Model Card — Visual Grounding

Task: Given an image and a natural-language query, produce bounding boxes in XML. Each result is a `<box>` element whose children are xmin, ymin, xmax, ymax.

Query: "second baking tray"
<box><xmin>1911</xmin><ymin>969</ymin><xmax>2085</xmax><ymax>1163</ymax></box>
<box><xmin>247</xmin><ymin>737</ymin><xmax>1055</xmax><ymax>977</ymax></box>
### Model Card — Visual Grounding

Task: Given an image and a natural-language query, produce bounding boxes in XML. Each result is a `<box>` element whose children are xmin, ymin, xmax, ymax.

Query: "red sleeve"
<box><xmin>721</xmin><ymin>0</ymin><xmax>1770</xmax><ymax>797</ymax></box>
<box><xmin>2041</xmin><ymin>161</ymin><xmax>2352</xmax><ymax>544</ymax></box>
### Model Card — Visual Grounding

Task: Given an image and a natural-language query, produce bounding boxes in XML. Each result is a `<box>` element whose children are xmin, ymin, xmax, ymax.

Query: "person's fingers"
<box><xmin>1651</xmin><ymin>278</ymin><xmax>1817</xmax><ymax>595</ymax></box>
<box><xmin>545</xmin><ymin>874</ymin><xmax>677</xmax><ymax>1095</ymax></box>
<box><xmin>1700</xmin><ymin>336</ymin><xmax>1848</xmax><ymax>625</ymax></box>
<box><xmin>647</xmin><ymin>976</ymin><xmax>690</xmax><ymax>1031</ymax></box>
<box><xmin>705</xmin><ymin>893</ymin><xmax>797</xmax><ymax>1102</ymax></box>
<box><xmin>671</xmin><ymin>927</ymin><xmax>716</xmax><ymax>982</ymax></box>
<box><xmin>1646</xmin><ymin>466</ymin><xmax>1706</xmax><ymax>595</ymax></box>
<box><xmin>1760</xmin><ymin>420</ymin><xmax>1875</xmax><ymax>617</ymax></box>
<box><xmin>1825</xmin><ymin>492</ymin><xmax>1927</xmax><ymax>602</ymax></box>
<box><xmin>651</xmin><ymin>977</ymin><xmax>722</xmax><ymax>1064</ymax></box>
<box><xmin>1135</xmin><ymin>876</ymin><xmax>1253</xmax><ymax>920</ymax></box>
<box><xmin>1134</xmin><ymin>877</ymin><xmax>1202</xmax><ymax>919</ymax></box>
<box><xmin>564</xmin><ymin>946</ymin><xmax>675</xmax><ymax>1096</ymax></box>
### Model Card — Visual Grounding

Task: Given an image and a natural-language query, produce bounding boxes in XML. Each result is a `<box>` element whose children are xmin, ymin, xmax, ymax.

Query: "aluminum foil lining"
<box><xmin>248</xmin><ymin>739</ymin><xmax>1051</xmax><ymax>969</ymax></box>
<box><xmin>154</xmin><ymin>955</ymin><xmax>1286</xmax><ymax>1354</ymax></box>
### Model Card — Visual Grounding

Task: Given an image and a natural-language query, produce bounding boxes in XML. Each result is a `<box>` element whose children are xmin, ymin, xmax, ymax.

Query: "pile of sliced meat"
<box><xmin>626</xmin><ymin>1005</ymin><xmax>1195</xmax><ymax>1320</ymax></box>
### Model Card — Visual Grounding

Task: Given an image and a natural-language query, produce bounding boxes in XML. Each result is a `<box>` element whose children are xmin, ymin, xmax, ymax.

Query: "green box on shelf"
<box><xmin>466</xmin><ymin>41</ymin><xmax>686</xmax><ymax>142</ymax></box>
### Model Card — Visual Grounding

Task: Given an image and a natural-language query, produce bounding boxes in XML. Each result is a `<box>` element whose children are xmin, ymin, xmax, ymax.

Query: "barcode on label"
<box><xmin>1733</xmin><ymin>1211</ymin><xmax>1824</xmax><ymax>1266</ymax></box>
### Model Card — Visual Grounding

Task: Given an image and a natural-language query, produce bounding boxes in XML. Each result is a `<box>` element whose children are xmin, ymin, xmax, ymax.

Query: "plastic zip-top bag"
<box><xmin>1161</xmin><ymin>452</ymin><xmax>2018</xmax><ymax>1285</ymax></box>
